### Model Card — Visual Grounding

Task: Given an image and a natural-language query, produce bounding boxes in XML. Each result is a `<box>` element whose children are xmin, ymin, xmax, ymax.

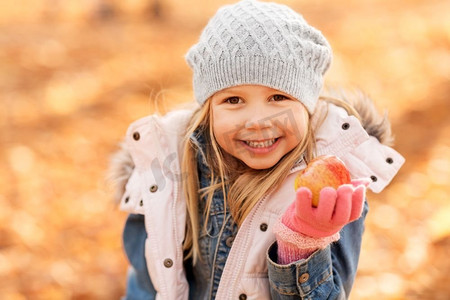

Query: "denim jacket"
<box><xmin>117</xmin><ymin>102</ymin><xmax>404</xmax><ymax>299</ymax></box>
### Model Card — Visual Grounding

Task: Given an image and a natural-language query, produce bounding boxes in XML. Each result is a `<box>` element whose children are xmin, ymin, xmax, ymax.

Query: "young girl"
<box><xmin>110</xmin><ymin>0</ymin><xmax>404</xmax><ymax>299</ymax></box>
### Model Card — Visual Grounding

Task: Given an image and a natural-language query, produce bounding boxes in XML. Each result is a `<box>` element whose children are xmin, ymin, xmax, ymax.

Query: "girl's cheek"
<box><xmin>290</xmin><ymin>126</ymin><xmax>304</xmax><ymax>143</ymax></box>
<box><xmin>287</xmin><ymin>119</ymin><xmax>307</xmax><ymax>144</ymax></box>
<box><xmin>279</xmin><ymin>114</ymin><xmax>304</xmax><ymax>141</ymax></box>
<box><xmin>297</xmin><ymin>109</ymin><xmax>309</xmax><ymax>140</ymax></box>
<box><xmin>213</xmin><ymin>122</ymin><xmax>236</xmax><ymax>150</ymax></box>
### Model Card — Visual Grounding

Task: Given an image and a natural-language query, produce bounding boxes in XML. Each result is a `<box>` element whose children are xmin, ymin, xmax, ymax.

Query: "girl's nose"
<box><xmin>244</xmin><ymin>107</ymin><xmax>274</xmax><ymax>130</ymax></box>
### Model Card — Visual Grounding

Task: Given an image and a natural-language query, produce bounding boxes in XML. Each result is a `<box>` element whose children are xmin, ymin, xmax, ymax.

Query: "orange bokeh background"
<box><xmin>1</xmin><ymin>0</ymin><xmax>449</xmax><ymax>299</ymax></box>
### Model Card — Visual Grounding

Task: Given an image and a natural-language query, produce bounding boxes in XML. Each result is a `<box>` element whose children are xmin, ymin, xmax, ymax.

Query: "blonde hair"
<box><xmin>181</xmin><ymin>99</ymin><xmax>316</xmax><ymax>264</ymax></box>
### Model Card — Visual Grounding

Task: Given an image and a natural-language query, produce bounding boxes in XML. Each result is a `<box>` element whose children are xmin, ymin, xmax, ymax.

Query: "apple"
<box><xmin>294</xmin><ymin>155</ymin><xmax>351</xmax><ymax>207</ymax></box>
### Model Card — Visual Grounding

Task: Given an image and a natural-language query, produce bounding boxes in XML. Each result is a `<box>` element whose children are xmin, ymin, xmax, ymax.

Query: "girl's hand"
<box><xmin>281</xmin><ymin>180</ymin><xmax>368</xmax><ymax>238</ymax></box>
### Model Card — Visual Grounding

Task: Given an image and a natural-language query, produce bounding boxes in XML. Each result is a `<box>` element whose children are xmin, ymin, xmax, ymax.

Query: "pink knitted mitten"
<box><xmin>274</xmin><ymin>180</ymin><xmax>368</xmax><ymax>264</ymax></box>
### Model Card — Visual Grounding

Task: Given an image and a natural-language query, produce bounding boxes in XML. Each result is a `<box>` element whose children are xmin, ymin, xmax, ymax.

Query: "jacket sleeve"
<box><xmin>122</xmin><ymin>214</ymin><xmax>157</xmax><ymax>300</ymax></box>
<box><xmin>266</xmin><ymin>200</ymin><xmax>369</xmax><ymax>299</ymax></box>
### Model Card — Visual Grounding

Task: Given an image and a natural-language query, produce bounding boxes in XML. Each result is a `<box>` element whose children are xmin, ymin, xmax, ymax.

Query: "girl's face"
<box><xmin>211</xmin><ymin>85</ymin><xmax>309</xmax><ymax>170</ymax></box>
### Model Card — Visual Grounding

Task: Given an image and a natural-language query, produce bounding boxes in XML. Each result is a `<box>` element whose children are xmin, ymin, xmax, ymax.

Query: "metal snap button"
<box><xmin>260</xmin><ymin>223</ymin><xmax>268</xmax><ymax>232</ymax></box>
<box><xmin>238</xmin><ymin>294</ymin><xmax>247</xmax><ymax>300</ymax></box>
<box><xmin>370</xmin><ymin>175</ymin><xmax>378</xmax><ymax>182</ymax></box>
<box><xmin>139</xmin><ymin>199</ymin><xmax>143</xmax><ymax>206</ymax></box>
<box><xmin>150</xmin><ymin>185</ymin><xmax>158</xmax><ymax>193</ymax></box>
<box><xmin>124</xmin><ymin>196</ymin><xmax>129</xmax><ymax>203</ymax></box>
<box><xmin>163</xmin><ymin>258</ymin><xmax>173</xmax><ymax>268</ymax></box>
<box><xmin>225</xmin><ymin>236</ymin><xmax>234</xmax><ymax>247</ymax></box>
<box><xmin>341</xmin><ymin>123</ymin><xmax>350</xmax><ymax>130</ymax></box>
<box><xmin>386</xmin><ymin>157</ymin><xmax>393</xmax><ymax>164</ymax></box>
<box><xmin>298</xmin><ymin>272</ymin><xmax>310</xmax><ymax>283</ymax></box>
<box><xmin>132</xmin><ymin>132</ymin><xmax>140</xmax><ymax>141</ymax></box>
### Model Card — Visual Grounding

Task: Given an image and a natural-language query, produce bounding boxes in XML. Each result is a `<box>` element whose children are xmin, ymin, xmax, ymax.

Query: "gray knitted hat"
<box><xmin>185</xmin><ymin>0</ymin><xmax>332</xmax><ymax>113</ymax></box>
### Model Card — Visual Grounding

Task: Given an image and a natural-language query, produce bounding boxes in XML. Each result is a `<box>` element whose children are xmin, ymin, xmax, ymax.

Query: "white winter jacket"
<box><xmin>117</xmin><ymin>101</ymin><xmax>404</xmax><ymax>299</ymax></box>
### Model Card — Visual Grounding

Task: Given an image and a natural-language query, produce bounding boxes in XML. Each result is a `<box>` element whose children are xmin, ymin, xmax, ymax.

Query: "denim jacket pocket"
<box><xmin>267</xmin><ymin>243</ymin><xmax>335</xmax><ymax>299</ymax></box>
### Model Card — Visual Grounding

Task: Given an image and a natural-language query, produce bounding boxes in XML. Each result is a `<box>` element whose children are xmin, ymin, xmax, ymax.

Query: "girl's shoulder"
<box><xmin>108</xmin><ymin>108</ymin><xmax>195</xmax><ymax>204</ymax></box>
<box><xmin>313</xmin><ymin>90</ymin><xmax>394</xmax><ymax>146</ymax></box>
<box><xmin>312</xmin><ymin>91</ymin><xmax>405</xmax><ymax>193</ymax></box>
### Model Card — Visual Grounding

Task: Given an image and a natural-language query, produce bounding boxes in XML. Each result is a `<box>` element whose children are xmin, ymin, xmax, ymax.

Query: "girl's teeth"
<box><xmin>244</xmin><ymin>138</ymin><xmax>276</xmax><ymax>148</ymax></box>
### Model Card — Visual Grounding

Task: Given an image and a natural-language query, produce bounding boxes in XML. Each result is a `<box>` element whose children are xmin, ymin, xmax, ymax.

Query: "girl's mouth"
<box><xmin>240</xmin><ymin>137</ymin><xmax>281</xmax><ymax>154</ymax></box>
<box><xmin>243</xmin><ymin>138</ymin><xmax>278</xmax><ymax>148</ymax></box>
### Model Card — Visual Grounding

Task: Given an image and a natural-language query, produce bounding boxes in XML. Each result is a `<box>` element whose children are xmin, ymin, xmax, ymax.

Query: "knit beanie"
<box><xmin>185</xmin><ymin>0</ymin><xmax>332</xmax><ymax>113</ymax></box>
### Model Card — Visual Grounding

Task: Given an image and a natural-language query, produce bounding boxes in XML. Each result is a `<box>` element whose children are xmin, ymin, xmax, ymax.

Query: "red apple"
<box><xmin>294</xmin><ymin>155</ymin><xmax>351</xmax><ymax>207</ymax></box>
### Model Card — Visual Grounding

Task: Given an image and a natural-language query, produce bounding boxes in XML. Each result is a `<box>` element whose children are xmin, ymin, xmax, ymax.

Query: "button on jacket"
<box><xmin>118</xmin><ymin>102</ymin><xmax>404</xmax><ymax>299</ymax></box>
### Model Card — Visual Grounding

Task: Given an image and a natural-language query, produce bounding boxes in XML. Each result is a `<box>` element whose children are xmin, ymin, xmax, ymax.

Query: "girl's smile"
<box><xmin>211</xmin><ymin>85</ymin><xmax>309</xmax><ymax>170</ymax></box>
<box><xmin>240</xmin><ymin>137</ymin><xmax>281</xmax><ymax>154</ymax></box>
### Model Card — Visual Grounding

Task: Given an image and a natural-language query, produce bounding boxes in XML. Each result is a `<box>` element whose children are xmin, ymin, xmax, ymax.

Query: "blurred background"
<box><xmin>1</xmin><ymin>0</ymin><xmax>449</xmax><ymax>299</ymax></box>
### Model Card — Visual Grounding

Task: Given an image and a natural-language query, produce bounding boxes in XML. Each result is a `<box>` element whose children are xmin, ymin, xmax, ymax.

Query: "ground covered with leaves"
<box><xmin>1</xmin><ymin>0</ymin><xmax>449</xmax><ymax>299</ymax></box>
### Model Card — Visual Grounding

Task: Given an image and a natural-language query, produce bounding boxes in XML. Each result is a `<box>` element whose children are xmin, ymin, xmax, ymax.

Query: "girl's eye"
<box><xmin>271</xmin><ymin>94</ymin><xmax>288</xmax><ymax>101</ymax></box>
<box><xmin>225</xmin><ymin>96</ymin><xmax>242</xmax><ymax>104</ymax></box>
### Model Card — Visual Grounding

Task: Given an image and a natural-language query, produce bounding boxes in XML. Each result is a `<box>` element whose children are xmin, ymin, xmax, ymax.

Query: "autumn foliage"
<box><xmin>1</xmin><ymin>0</ymin><xmax>449</xmax><ymax>299</ymax></box>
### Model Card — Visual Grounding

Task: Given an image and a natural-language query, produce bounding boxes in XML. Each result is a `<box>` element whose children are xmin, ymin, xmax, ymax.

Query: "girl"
<box><xmin>110</xmin><ymin>0</ymin><xmax>404</xmax><ymax>299</ymax></box>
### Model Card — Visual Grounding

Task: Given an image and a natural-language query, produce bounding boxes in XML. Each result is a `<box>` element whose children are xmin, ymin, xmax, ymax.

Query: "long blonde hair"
<box><xmin>181</xmin><ymin>99</ymin><xmax>316</xmax><ymax>264</ymax></box>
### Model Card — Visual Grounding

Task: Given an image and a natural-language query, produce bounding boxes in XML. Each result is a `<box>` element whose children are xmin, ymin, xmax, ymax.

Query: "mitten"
<box><xmin>274</xmin><ymin>179</ymin><xmax>368</xmax><ymax>264</ymax></box>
